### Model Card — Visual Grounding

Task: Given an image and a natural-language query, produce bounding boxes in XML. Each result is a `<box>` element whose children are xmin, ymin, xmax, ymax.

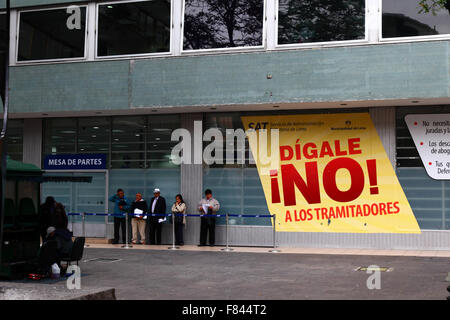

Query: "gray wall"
<box><xmin>10</xmin><ymin>41</ymin><xmax>450</xmax><ymax>114</ymax></box>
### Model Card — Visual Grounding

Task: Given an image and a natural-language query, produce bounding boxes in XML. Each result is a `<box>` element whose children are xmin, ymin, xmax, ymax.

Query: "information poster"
<box><xmin>405</xmin><ymin>114</ymin><xmax>450</xmax><ymax>180</ymax></box>
<box><xmin>241</xmin><ymin>113</ymin><xmax>420</xmax><ymax>234</ymax></box>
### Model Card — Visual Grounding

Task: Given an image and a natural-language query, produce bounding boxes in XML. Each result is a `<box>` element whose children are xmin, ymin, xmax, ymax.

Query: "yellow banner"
<box><xmin>241</xmin><ymin>113</ymin><xmax>420</xmax><ymax>234</ymax></box>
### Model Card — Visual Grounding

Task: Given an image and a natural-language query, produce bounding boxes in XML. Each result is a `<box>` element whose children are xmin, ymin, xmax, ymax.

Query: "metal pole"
<box><xmin>168</xmin><ymin>212</ymin><xmax>179</xmax><ymax>250</ymax></box>
<box><xmin>71</xmin><ymin>213</ymin><xmax>74</xmax><ymax>235</ymax></box>
<box><xmin>82</xmin><ymin>212</ymin><xmax>89</xmax><ymax>248</ymax></box>
<box><xmin>0</xmin><ymin>0</ymin><xmax>11</xmax><ymax>266</ymax></box>
<box><xmin>221</xmin><ymin>213</ymin><xmax>233</xmax><ymax>252</ymax></box>
<box><xmin>269</xmin><ymin>214</ymin><xmax>280</xmax><ymax>253</ymax></box>
<box><xmin>122</xmin><ymin>211</ymin><xmax>132</xmax><ymax>248</ymax></box>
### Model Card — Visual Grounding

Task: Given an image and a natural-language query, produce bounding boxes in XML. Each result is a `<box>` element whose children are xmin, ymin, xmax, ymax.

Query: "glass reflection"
<box><xmin>18</xmin><ymin>7</ymin><xmax>86</xmax><ymax>61</ymax></box>
<box><xmin>183</xmin><ymin>0</ymin><xmax>264</xmax><ymax>50</ymax></box>
<box><xmin>278</xmin><ymin>0</ymin><xmax>365</xmax><ymax>44</ymax></box>
<box><xmin>382</xmin><ymin>0</ymin><xmax>450</xmax><ymax>38</ymax></box>
<box><xmin>97</xmin><ymin>0</ymin><xmax>171</xmax><ymax>56</ymax></box>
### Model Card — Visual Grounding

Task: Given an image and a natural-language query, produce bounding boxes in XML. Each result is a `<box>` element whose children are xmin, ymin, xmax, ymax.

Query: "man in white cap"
<box><xmin>147</xmin><ymin>188</ymin><xmax>166</xmax><ymax>245</ymax></box>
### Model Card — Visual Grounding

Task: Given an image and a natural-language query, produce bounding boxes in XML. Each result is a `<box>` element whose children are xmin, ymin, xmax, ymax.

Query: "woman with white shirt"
<box><xmin>171</xmin><ymin>194</ymin><xmax>186</xmax><ymax>246</ymax></box>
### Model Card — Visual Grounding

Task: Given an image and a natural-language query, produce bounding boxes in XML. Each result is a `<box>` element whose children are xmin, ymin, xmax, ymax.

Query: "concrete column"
<box><xmin>369</xmin><ymin>107</ymin><xmax>396</xmax><ymax>168</ymax></box>
<box><xmin>22</xmin><ymin>118</ymin><xmax>42</xmax><ymax>168</ymax></box>
<box><xmin>180</xmin><ymin>113</ymin><xmax>203</xmax><ymax>245</ymax></box>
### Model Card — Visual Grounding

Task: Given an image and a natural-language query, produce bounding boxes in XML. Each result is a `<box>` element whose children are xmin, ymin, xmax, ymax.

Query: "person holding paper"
<box><xmin>148</xmin><ymin>188</ymin><xmax>166</xmax><ymax>245</ymax></box>
<box><xmin>198</xmin><ymin>189</ymin><xmax>220</xmax><ymax>246</ymax></box>
<box><xmin>130</xmin><ymin>193</ymin><xmax>148</xmax><ymax>244</ymax></box>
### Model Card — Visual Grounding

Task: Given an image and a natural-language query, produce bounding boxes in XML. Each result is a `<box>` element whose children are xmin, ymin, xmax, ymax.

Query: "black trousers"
<box><xmin>200</xmin><ymin>217</ymin><xmax>216</xmax><ymax>245</ymax></box>
<box><xmin>113</xmin><ymin>217</ymin><xmax>126</xmax><ymax>242</ymax></box>
<box><xmin>148</xmin><ymin>221</ymin><xmax>162</xmax><ymax>245</ymax></box>
<box><xmin>175</xmin><ymin>222</ymin><xmax>184</xmax><ymax>245</ymax></box>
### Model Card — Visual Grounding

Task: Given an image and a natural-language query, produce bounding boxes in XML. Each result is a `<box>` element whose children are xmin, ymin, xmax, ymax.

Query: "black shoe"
<box><xmin>198</xmin><ymin>244</ymin><xmax>206</xmax><ymax>247</ymax></box>
<box><xmin>209</xmin><ymin>244</ymin><xmax>215</xmax><ymax>247</ymax></box>
<box><xmin>447</xmin><ymin>285</ymin><xmax>450</xmax><ymax>293</ymax></box>
<box><xmin>112</xmin><ymin>240</ymin><xmax>119</xmax><ymax>244</ymax></box>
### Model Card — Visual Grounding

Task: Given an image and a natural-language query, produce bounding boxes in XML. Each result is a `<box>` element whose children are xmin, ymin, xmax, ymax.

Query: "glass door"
<box><xmin>42</xmin><ymin>171</ymin><xmax>107</xmax><ymax>237</ymax></box>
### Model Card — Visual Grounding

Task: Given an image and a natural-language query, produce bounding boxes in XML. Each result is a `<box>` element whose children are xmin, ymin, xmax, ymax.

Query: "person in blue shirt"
<box><xmin>109</xmin><ymin>188</ymin><xmax>131</xmax><ymax>244</ymax></box>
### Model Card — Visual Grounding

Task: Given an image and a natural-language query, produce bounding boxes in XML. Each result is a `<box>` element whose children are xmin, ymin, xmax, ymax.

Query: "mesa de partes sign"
<box><xmin>405</xmin><ymin>114</ymin><xmax>450</xmax><ymax>180</ymax></box>
<box><xmin>44</xmin><ymin>154</ymin><xmax>107</xmax><ymax>170</ymax></box>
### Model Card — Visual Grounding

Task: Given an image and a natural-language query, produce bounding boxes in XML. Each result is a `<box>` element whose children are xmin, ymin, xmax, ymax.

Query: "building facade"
<box><xmin>2</xmin><ymin>0</ymin><xmax>450</xmax><ymax>249</ymax></box>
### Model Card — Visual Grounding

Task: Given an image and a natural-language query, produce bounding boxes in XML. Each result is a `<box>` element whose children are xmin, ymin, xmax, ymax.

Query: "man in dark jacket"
<box><xmin>39</xmin><ymin>197</ymin><xmax>56</xmax><ymax>242</ymax></box>
<box><xmin>147</xmin><ymin>188</ymin><xmax>166</xmax><ymax>245</ymax></box>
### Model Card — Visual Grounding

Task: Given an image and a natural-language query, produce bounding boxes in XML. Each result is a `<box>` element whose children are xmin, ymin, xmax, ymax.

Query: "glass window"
<box><xmin>18</xmin><ymin>6</ymin><xmax>87</xmax><ymax>61</ymax></box>
<box><xmin>0</xmin><ymin>120</ymin><xmax>24</xmax><ymax>162</ymax></box>
<box><xmin>277</xmin><ymin>0</ymin><xmax>366</xmax><ymax>45</ymax></box>
<box><xmin>97</xmin><ymin>0</ymin><xmax>171</xmax><ymax>57</ymax></box>
<box><xmin>203</xmin><ymin>112</ymin><xmax>252</xmax><ymax>168</ymax></box>
<box><xmin>147</xmin><ymin>115</ymin><xmax>180</xmax><ymax>168</ymax></box>
<box><xmin>111</xmin><ymin>116</ymin><xmax>146</xmax><ymax>169</ymax></box>
<box><xmin>78</xmin><ymin>117</ymin><xmax>110</xmax><ymax>154</ymax></box>
<box><xmin>108</xmin><ymin>168</ymin><xmax>180</xmax><ymax>222</ymax></box>
<box><xmin>203</xmin><ymin>112</ymin><xmax>269</xmax><ymax>226</ymax></box>
<box><xmin>183</xmin><ymin>0</ymin><xmax>264</xmax><ymax>50</ymax></box>
<box><xmin>0</xmin><ymin>13</ymin><xmax>7</xmax><ymax>82</ymax></box>
<box><xmin>396</xmin><ymin>106</ymin><xmax>450</xmax><ymax>230</ymax></box>
<box><xmin>382</xmin><ymin>0</ymin><xmax>450</xmax><ymax>38</ymax></box>
<box><xmin>43</xmin><ymin>118</ymin><xmax>77</xmax><ymax>155</ymax></box>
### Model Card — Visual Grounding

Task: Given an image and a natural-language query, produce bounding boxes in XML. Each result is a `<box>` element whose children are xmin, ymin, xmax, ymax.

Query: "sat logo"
<box><xmin>247</xmin><ymin>122</ymin><xmax>269</xmax><ymax>130</ymax></box>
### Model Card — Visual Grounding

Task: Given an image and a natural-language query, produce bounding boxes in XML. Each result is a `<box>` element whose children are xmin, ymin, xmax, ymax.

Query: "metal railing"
<box><xmin>68</xmin><ymin>212</ymin><xmax>280</xmax><ymax>253</ymax></box>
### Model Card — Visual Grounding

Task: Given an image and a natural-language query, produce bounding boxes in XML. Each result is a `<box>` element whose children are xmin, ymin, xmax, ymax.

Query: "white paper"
<box><xmin>134</xmin><ymin>208</ymin><xmax>144</xmax><ymax>218</ymax></box>
<box><xmin>202</xmin><ymin>204</ymin><xmax>210</xmax><ymax>214</ymax></box>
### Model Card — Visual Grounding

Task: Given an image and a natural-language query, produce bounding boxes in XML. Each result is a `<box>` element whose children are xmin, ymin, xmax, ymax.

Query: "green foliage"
<box><xmin>418</xmin><ymin>0</ymin><xmax>450</xmax><ymax>15</ymax></box>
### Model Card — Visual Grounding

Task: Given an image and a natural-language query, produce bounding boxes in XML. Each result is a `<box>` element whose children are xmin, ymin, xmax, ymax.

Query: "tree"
<box><xmin>278</xmin><ymin>0</ymin><xmax>365</xmax><ymax>44</ymax></box>
<box><xmin>418</xmin><ymin>0</ymin><xmax>450</xmax><ymax>14</ymax></box>
<box><xmin>183</xmin><ymin>0</ymin><xmax>264</xmax><ymax>50</ymax></box>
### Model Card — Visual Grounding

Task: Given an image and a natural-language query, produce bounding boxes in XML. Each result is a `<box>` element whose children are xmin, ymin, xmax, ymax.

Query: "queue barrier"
<box><xmin>67</xmin><ymin>212</ymin><xmax>280</xmax><ymax>253</ymax></box>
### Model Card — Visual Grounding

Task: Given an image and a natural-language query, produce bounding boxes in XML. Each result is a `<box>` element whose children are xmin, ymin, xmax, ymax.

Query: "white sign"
<box><xmin>405</xmin><ymin>114</ymin><xmax>450</xmax><ymax>180</ymax></box>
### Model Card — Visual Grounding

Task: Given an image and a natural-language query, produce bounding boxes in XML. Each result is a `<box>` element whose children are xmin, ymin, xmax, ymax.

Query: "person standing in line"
<box><xmin>148</xmin><ymin>188</ymin><xmax>166</xmax><ymax>245</ymax></box>
<box><xmin>130</xmin><ymin>193</ymin><xmax>148</xmax><ymax>244</ymax></box>
<box><xmin>171</xmin><ymin>194</ymin><xmax>186</xmax><ymax>246</ymax></box>
<box><xmin>109</xmin><ymin>188</ymin><xmax>131</xmax><ymax>244</ymax></box>
<box><xmin>198</xmin><ymin>189</ymin><xmax>220</xmax><ymax>247</ymax></box>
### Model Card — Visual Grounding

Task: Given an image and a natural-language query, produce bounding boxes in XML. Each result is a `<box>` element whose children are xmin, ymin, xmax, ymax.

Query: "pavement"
<box><xmin>61</xmin><ymin>245</ymin><xmax>450</xmax><ymax>300</ymax></box>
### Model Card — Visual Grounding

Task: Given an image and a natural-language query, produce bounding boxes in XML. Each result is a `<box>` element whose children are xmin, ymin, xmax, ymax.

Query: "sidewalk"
<box><xmin>84</xmin><ymin>242</ymin><xmax>450</xmax><ymax>258</ymax></box>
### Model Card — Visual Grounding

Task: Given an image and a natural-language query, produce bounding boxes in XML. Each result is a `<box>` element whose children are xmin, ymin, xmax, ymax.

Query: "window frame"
<box><xmin>180</xmin><ymin>0</ymin><xmax>267</xmax><ymax>54</ymax></box>
<box><xmin>15</xmin><ymin>4</ymin><xmax>89</xmax><ymax>64</ymax></box>
<box><xmin>95</xmin><ymin>0</ymin><xmax>174</xmax><ymax>60</ymax></box>
<box><xmin>274</xmin><ymin>0</ymin><xmax>369</xmax><ymax>49</ymax></box>
<box><xmin>379</xmin><ymin>0</ymin><xmax>450</xmax><ymax>43</ymax></box>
